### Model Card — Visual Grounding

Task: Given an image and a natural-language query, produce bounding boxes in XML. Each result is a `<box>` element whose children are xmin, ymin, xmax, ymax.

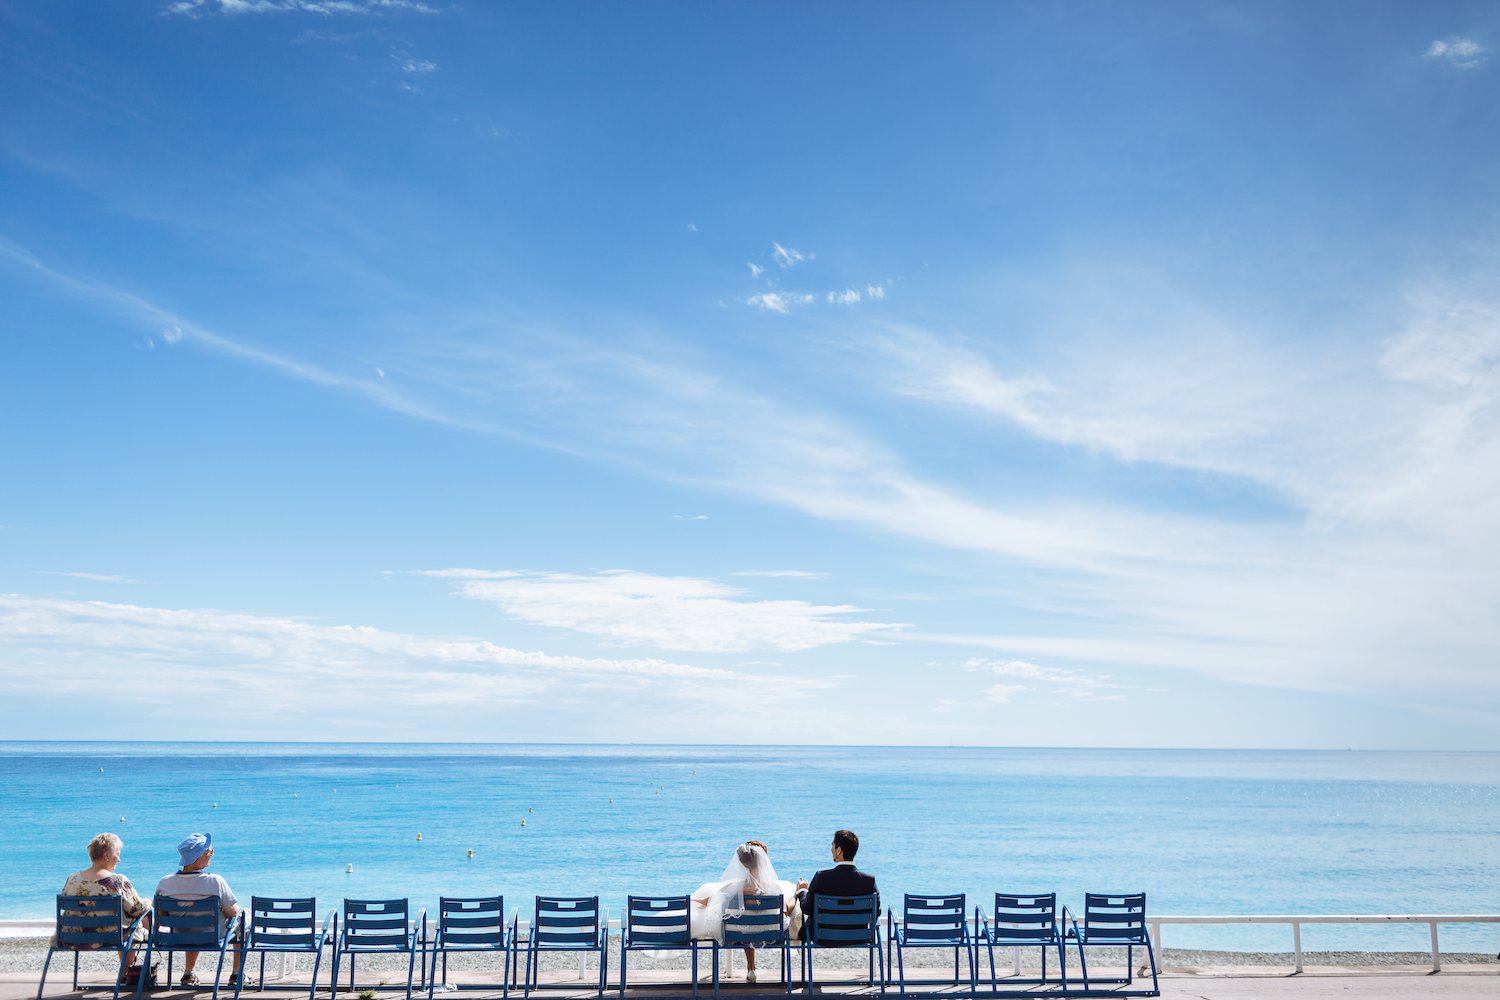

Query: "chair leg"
<box><xmin>308</xmin><ymin>947</ymin><xmax>324</xmax><ymax>1000</ymax></box>
<box><xmin>36</xmin><ymin>947</ymin><xmax>56</xmax><ymax>1000</ymax></box>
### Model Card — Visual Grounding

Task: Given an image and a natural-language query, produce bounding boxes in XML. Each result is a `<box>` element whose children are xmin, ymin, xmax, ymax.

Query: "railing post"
<box><xmin>1012</xmin><ymin>945</ymin><xmax>1019</xmax><ymax>976</ymax></box>
<box><xmin>1151</xmin><ymin>921</ymin><xmax>1161</xmax><ymax>959</ymax></box>
<box><xmin>1430</xmin><ymin>922</ymin><xmax>1440</xmax><ymax>973</ymax></box>
<box><xmin>1292</xmin><ymin>922</ymin><xmax>1302</xmax><ymax>974</ymax></box>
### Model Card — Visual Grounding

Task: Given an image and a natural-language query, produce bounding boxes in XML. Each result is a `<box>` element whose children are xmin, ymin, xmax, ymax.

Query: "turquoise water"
<box><xmin>3</xmin><ymin>743</ymin><xmax>1497</xmax><ymax>953</ymax></box>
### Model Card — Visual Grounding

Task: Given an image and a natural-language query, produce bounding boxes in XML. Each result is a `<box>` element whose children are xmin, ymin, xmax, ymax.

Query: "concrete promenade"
<box><xmin>8</xmin><ymin>966</ymin><xmax>1499</xmax><ymax>1000</ymax></box>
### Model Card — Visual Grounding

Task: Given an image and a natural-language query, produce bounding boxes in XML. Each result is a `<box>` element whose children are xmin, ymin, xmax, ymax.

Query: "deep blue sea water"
<box><xmin>2</xmin><ymin>744</ymin><xmax>1497</xmax><ymax>953</ymax></box>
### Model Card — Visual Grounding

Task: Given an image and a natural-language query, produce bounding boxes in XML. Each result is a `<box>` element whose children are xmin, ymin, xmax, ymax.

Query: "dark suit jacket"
<box><xmin>797</xmin><ymin>863</ymin><xmax>878</xmax><ymax>941</ymax></box>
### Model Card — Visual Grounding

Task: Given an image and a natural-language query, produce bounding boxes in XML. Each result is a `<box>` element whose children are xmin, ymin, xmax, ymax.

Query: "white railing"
<box><xmin>1147</xmin><ymin>915</ymin><xmax>1500</xmax><ymax>974</ymax></box>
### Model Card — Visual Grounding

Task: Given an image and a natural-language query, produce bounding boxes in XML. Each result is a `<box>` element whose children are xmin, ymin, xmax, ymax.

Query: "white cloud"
<box><xmin>0</xmin><ymin>594</ymin><xmax>838</xmax><ymax>736</ymax></box>
<box><xmin>731</xmin><ymin>570</ymin><xmax>827</xmax><ymax>578</ymax></box>
<box><xmin>867</xmin><ymin>284</ymin><xmax>887</xmax><ymax>299</ymax></box>
<box><xmin>828</xmin><ymin>289</ymin><xmax>860</xmax><ymax>305</ymax></box>
<box><xmin>746</xmin><ymin>291</ymin><xmax>815</xmax><ymax>313</ymax></box>
<box><xmin>772</xmin><ymin>243</ymin><xmax>813</xmax><ymax>268</ymax></box>
<box><xmin>395</xmin><ymin>57</ymin><xmax>436</xmax><ymax>73</ymax></box>
<box><xmin>983</xmin><ymin>683</ymin><xmax>1028</xmax><ymax>704</ymax></box>
<box><xmin>165</xmin><ymin>0</ymin><xmax>435</xmax><ymax>15</ymax></box>
<box><xmin>672</xmin><ymin>514</ymin><xmax>708</xmax><ymax>519</ymax></box>
<box><xmin>421</xmin><ymin>568</ymin><xmax>908</xmax><ymax>652</ymax></box>
<box><xmin>747</xmin><ymin>263</ymin><xmax>764</xmax><ymax>278</ymax></box>
<box><xmin>965</xmin><ymin>657</ymin><xmax>1128</xmax><ymax>700</ymax></box>
<box><xmin>747</xmin><ymin>292</ymin><xmax>789</xmax><ymax>313</ymax></box>
<box><xmin>1426</xmin><ymin>39</ymin><xmax>1486</xmax><ymax>67</ymax></box>
<box><xmin>11</xmin><ymin>238</ymin><xmax>1500</xmax><ymax>724</ymax></box>
<box><xmin>34</xmin><ymin>571</ymin><xmax>133</xmax><ymax>583</ymax></box>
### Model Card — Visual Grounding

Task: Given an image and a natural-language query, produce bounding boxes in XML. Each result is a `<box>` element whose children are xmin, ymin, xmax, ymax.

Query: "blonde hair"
<box><xmin>87</xmin><ymin>833</ymin><xmax>122</xmax><ymax>863</ymax></box>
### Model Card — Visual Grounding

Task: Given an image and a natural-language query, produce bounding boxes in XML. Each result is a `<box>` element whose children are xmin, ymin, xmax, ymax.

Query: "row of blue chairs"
<box><xmin>40</xmin><ymin>891</ymin><xmax>1157</xmax><ymax>999</ymax></box>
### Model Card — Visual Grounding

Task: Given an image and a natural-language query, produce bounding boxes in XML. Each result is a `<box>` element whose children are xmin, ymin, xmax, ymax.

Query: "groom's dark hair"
<box><xmin>833</xmin><ymin>829</ymin><xmax>859</xmax><ymax>860</ymax></box>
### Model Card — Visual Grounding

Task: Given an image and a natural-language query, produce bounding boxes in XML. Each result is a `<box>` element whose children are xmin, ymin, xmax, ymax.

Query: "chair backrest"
<box><xmin>437</xmin><ymin>897</ymin><xmax>506</xmax><ymax>948</ymax></box>
<box><xmin>723</xmin><ymin>894</ymin><xmax>784</xmax><ymax>948</ymax></box>
<box><xmin>901</xmin><ymin>894</ymin><xmax>966</xmax><ymax>944</ymax></box>
<box><xmin>55</xmin><ymin>895</ymin><xmax>125</xmax><ymax>951</ymax></box>
<box><xmin>623</xmin><ymin>896</ymin><xmax>690</xmax><ymax>948</ymax></box>
<box><xmin>533</xmin><ymin>897</ymin><xmax>601</xmax><ymax>949</ymax></box>
<box><xmin>808</xmin><ymin>894</ymin><xmax>879</xmax><ymax>948</ymax></box>
<box><xmin>342</xmin><ymin>899</ymin><xmax>411</xmax><ymax>951</ymax></box>
<box><xmin>152</xmin><ymin>895</ymin><xmax>224</xmax><ymax>950</ymax></box>
<box><xmin>248</xmin><ymin>897</ymin><xmax>317</xmax><ymax>950</ymax></box>
<box><xmin>990</xmin><ymin>893</ymin><xmax>1057</xmax><ymax>944</ymax></box>
<box><xmin>1083</xmin><ymin>893</ymin><xmax>1147</xmax><ymax>944</ymax></box>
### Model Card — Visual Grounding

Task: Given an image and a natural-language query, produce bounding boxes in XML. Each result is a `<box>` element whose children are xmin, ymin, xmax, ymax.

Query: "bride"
<box><xmin>690</xmin><ymin>840</ymin><xmax>796</xmax><ymax>982</ymax></box>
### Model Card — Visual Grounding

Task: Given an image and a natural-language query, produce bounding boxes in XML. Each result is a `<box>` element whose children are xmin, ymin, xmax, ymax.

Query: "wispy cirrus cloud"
<box><xmin>417</xmin><ymin>569</ymin><xmax>907</xmax><ymax>652</ymax></box>
<box><xmin>0</xmin><ymin>594</ymin><xmax>839</xmax><ymax>738</ymax></box>
<box><xmin>34</xmin><ymin>571</ymin><xmax>135</xmax><ymax>583</ymax></box>
<box><xmin>165</xmin><ymin>0</ymin><xmax>435</xmax><ymax>16</ymax></box>
<box><xmin>731</xmin><ymin>570</ymin><xmax>826</xmax><ymax>578</ymax></box>
<box><xmin>964</xmin><ymin>657</ymin><xmax>1129</xmax><ymax>701</ymax></box>
<box><xmin>746</xmin><ymin>291</ymin><xmax>814</xmax><ymax>313</ymax></box>
<box><xmin>771</xmin><ymin>242</ymin><xmax>813</xmax><ymax>268</ymax></box>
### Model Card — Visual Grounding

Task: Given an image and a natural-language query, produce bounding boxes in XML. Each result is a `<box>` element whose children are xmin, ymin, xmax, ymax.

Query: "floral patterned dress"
<box><xmin>54</xmin><ymin>871</ymin><xmax>151</xmax><ymax>948</ymax></box>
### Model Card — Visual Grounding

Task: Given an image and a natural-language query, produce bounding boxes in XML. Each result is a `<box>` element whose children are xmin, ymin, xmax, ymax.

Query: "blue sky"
<box><xmin>3</xmin><ymin>1</ymin><xmax>1499</xmax><ymax>747</ymax></box>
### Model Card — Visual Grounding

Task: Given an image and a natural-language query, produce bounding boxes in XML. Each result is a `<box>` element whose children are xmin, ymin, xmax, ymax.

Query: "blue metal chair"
<box><xmin>429</xmin><ymin>897</ymin><xmax>517</xmax><ymax>999</ymax></box>
<box><xmin>801</xmin><ymin>894</ymin><xmax>883</xmax><ymax>994</ymax></box>
<box><xmin>976</xmin><ymin>893</ymin><xmax>1065</xmax><ymax>991</ymax></box>
<box><xmin>136</xmin><ymin>895</ymin><xmax>236</xmax><ymax>999</ymax></box>
<box><xmin>716</xmin><ymin>894</ymin><xmax>789</xmax><ymax>996</ymax></box>
<box><xmin>233</xmin><ymin>898</ymin><xmax>334</xmax><ymax>1000</ymax></box>
<box><xmin>887</xmin><ymin>894</ymin><xmax>973</xmax><ymax>993</ymax></box>
<box><xmin>524</xmin><ymin>897</ymin><xmax>607</xmax><ymax>998</ymax></box>
<box><xmin>38</xmin><ymin>894</ymin><xmax>148</xmax><ymax>1000</ymax></box>
<box><xmin>1063</xmin><ymin>893</ymin><xmax>1158</xmax><ymax>996</ymax></box>
<box><xmin>617</xmin><ymin>895</ymin><xmax>700</xmax><ymax>997</ymax></box>
<box><xmin>332</xmin><ymin>899</ymin><xmax>426</xmax><ymax>1000</ymax></box>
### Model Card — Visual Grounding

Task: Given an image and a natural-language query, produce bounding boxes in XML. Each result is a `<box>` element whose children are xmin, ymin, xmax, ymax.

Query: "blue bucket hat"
<box><xmin>177</xmin><ymin>832</ymin><xmax>212</xmax><ymax>867</ymax></box>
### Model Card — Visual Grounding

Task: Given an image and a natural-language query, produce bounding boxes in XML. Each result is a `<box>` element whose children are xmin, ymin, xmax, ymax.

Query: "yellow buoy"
<box><xmin>467</xmin><ymin>850</ymin><xmax>473</xmax><ymax>858</ymax></box>
<box><xmin>609</xmin><ymin>797</ymin><xmax>613</xmax><ymax>803</ymax></box>
<box><xmin>521</xmin><ymin>820</ymin><xmax>526</xmax><ymax>826</ymax></box>
<box><xmin>528</xmin><ymin>807</ymin><xmax>532</xmax><ymax>813</ymax></box>
<box><xmin>416</xmin><ymin>833</ymin><xmax>422</xmax><ymax>841</ymax></box>
<box><xmin>293</xmin><ymin>794</ymin><xmax>297</xmax><ymax>797</ymax></box>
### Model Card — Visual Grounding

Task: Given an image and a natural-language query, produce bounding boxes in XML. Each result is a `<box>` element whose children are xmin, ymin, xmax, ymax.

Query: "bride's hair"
<box><xmin>736</xmin><ymin>844</ymin><xmax>758</xmax><ymax>869</ymax></box>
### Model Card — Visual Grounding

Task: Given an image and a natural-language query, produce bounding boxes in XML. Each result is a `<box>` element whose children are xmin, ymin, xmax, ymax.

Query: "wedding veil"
<box><xmin>715</xmin><ymin>843</ymin><xmax>784</xmax><ymax>915</ymax></box>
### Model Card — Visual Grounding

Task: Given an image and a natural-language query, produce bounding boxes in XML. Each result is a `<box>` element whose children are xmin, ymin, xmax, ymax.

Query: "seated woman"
<box><xmin>57</xmin><ymin>833</ymin><xmax>152</xmax><ymax>982</ymax></box>
<box><xmin>690</xmin><ymin>841</ymin><xmax>796</xmax><ymax>983</ymax></box>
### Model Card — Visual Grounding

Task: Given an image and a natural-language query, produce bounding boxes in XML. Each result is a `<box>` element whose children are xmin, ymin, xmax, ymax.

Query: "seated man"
<box><xmin>154</xmin><ymin>833</ymin><xmax>244</xmax><ymax>987</ymax></box>
<box><xmin>794</xmin><ymin>829</ymin><xmax>878</xmax><ymax>942</ymax></box>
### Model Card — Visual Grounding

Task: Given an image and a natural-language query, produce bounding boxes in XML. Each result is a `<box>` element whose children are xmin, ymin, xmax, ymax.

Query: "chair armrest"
<box><xmin>975</xmin><ymin>906</ymin><xmax>989</xmax><ymax>943</ymax></box>
<box><xmin>1060</xmin><ymin>906</ymin><xmax>1081</xmax><ymax>942</ymax></box>
<box><xmin>318</xmin><ymin>910</ymin><xmax>336</xmax><ymax>949</ymax></box>
<box><xmin>123</xmin><ymin>911</ymin><xmax>147</xmax><ymax>948</ymax></box>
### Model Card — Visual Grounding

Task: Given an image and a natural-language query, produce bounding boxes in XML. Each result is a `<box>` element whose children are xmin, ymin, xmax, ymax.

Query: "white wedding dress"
<box><xmin>689</xmin><ymin>843</ymin><xmax>795</xmax><ymax>942</ymax></box>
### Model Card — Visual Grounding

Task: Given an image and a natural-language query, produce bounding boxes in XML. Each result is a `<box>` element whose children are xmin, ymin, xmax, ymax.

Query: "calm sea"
<box><xmin>2</xmin><ymin>743</ymin><xmax>1497</xmax><ymax>953</ymax></box>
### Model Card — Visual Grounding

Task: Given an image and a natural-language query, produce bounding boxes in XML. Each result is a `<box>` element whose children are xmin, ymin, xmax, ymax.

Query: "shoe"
<box><xmin>180</xmin><ymin>972</ymin><xmax>200</xmax><ymax>987</ymax></box>
<box><xmin>746</xmin><ymin>971</ymin><xmax>757</xmax><ymax>984</ymax></box>
<box><xmin>226</xmin><ymin>973</ymin><xmax>243</xmax><ymax>989</ymax></box>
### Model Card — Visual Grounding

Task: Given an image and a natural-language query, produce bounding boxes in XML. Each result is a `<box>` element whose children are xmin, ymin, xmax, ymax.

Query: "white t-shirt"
<box><xmin>154</xmin><ymin>871</ymin><xmax>238</xmax><ymax>914</ymax></box>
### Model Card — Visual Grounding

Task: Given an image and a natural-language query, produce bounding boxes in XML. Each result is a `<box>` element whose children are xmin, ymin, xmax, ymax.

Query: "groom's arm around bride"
<box><xmin>795</xmin><ymin>829</ymin><xmax>877</xmax><ymax>941</ymax></box>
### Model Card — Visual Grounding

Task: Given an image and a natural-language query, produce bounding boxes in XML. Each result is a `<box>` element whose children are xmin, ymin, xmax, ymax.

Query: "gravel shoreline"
<box><xmin>6</xmin><ymin>937</ymin><xmax>1496</xmax><ymax>976</ymax></box>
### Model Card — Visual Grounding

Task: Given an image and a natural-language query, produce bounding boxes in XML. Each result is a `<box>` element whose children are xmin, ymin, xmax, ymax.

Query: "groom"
<box><xmin>795</xmin><ymin>829</ymin><xmax>878</xmax><ymax>941</ymax></box>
